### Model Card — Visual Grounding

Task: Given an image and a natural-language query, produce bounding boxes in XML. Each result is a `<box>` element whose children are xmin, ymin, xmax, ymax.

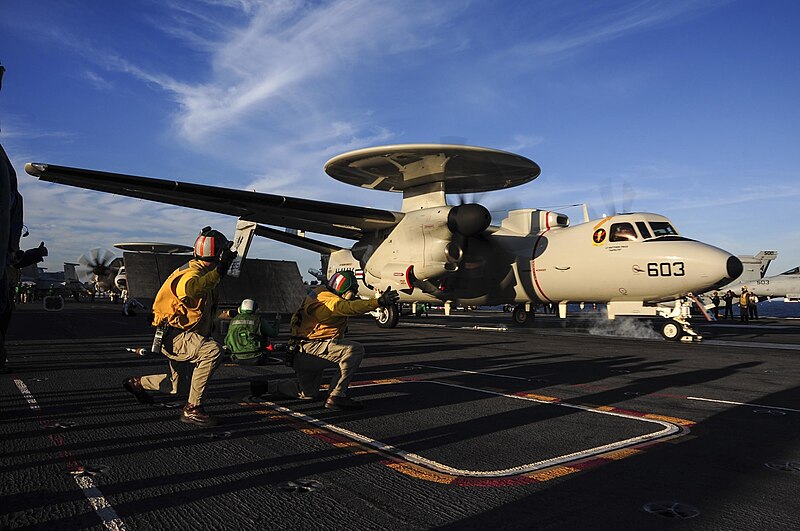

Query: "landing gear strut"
<box><xmin>656</xmin><ymin>299</ymin><xmax>702</xmax><ymax>342</ymax></box>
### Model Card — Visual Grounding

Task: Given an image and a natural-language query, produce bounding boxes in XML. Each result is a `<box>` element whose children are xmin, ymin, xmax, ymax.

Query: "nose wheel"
<box><xmin>660</xmin><ymin>319</ymin><xmax>683</xmax><ymax>340</ymax></box>
<box><xmin>658</xmin><ymin>316</ymin><xmax>702</xmax><ymax>342</ymax></box>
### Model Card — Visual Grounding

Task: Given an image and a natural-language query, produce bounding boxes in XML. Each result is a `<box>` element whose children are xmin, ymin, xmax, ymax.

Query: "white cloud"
<box><xmin>499</xmin><ymin>1</ymin><xmax>722</xmax><ymax>68</ymax></box>
<box><xmin>81</xmin><ymin>70</ymin><xmax>113</xmax><ymax>91</ymax></box>
<box><xmin>132</xmin><ymin>1</ymin><xmax>450</xmax><ymax>144</ymax></box>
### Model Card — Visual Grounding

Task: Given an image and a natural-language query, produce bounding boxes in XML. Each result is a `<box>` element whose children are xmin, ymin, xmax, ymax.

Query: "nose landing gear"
<box><xmin>657</xmin><ymin>299</ymin><xmax>702</xmax><ymax>342</ymax></box>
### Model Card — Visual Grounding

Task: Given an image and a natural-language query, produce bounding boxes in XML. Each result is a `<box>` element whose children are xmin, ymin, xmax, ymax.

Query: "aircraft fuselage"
<box><xmin>330</xmin><ymin>211</ymin><xmax>742</xmax><ymax>307</ymax></box>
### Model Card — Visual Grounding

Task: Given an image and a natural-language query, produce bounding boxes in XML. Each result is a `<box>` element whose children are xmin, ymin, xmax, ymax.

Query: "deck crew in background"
<box><xmin>723</xmin><ymin>289</ymin><xmax>735</xmax><ymax>319</ymax></box>
<box><xmin>710</xmin><ymin>291</ymin><xmax>720</xmax><ymax>319</ymax></box>
<box><xmin>225</xmin><ymin>298</ymin><xmax>280</xmax><ymax>365</ymax></box>
<box><xmin>739</xmin><ymin>286</ymin><xmax>750</xmax><ymax>323</ymax></box>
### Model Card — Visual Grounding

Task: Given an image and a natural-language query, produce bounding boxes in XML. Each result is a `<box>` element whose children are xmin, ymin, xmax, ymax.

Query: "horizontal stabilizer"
<box><xmin>255</xmin><ymin>225</ymin><xmax>341</xmax><ymax>255</ymax></box>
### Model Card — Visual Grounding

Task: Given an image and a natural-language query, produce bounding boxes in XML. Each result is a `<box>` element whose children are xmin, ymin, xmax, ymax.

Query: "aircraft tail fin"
<box><xmin>63</xmin><ymin>263</ymin><xmax>79</xmax><ymax>283</ymax></box>
<box><xmin>735</xmin><ymin>250</ymin><xmax>777</xmax><ymax>283</ymax></box>
<box><xmin>753</xmin><ymin>251</ymin><xmax>778</xmax><ymax>278</ymax></box>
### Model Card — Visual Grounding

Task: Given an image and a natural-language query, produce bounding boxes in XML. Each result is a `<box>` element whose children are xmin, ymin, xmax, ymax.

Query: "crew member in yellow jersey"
<box><xmin>123</xmin><ymin>227</ymin><xmax>236</xmax><ymax>426</ymax></box>
<box><xmin>263</xmin><ymin>270</ymin><xmax>398</xmax><ymax>410</ymax></box>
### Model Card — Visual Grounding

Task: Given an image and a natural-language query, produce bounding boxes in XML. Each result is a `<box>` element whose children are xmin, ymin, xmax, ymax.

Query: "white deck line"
<box><xmin>262</xmin><ymin>380</ymin><xmax>684</xmax><ymax>478</ymax></box>
<box><xmin>14</xmin><ymin>379</ymin><xmax>127</xmax><ymax>530</ymax></box>
<box><xmin>411</xmin><ymin>363</ymin><xmax>531</xmax><ymax>381</ymax></box>
<box><xmin>687</xmin><ymin>396</ymin><xmax>800</xmax><ymax>413</ymax></box>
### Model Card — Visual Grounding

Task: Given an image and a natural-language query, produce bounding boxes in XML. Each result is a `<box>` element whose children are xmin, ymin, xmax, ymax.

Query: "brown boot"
<box><xmin>123</xmin><ymin>377</ymin><xmax>153</xmax><ymax>404</ymax></box>
<box><xmin>181</xmin><ymin>403</ymin><xmax>217</xmax><ymax>426</ymax></box>
<box><xmin>325</xmin><ymin>395</ymin><xmax>363</xmax><ymax>411</ymax></box>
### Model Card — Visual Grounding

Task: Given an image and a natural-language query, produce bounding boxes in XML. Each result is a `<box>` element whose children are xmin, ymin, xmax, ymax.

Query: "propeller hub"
<box><xmin>447</xmin><ymin>204</ymin><xmax>491</xmax><ymax>237</ymax></box>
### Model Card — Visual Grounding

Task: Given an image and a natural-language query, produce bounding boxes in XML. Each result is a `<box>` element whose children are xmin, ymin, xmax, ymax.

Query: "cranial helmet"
<box><xmin>193</xmin><ymin>226</ymin><xmax>230</xmax><ymax>261</ymax></box>
<box><xmin>328</xmin><ymin>270</ymin><xmax>357</xmax><ymax>295</ymax></box>
<box><xmin>239</xmin><ymin>299</ymin><xmax>257</xmax><ymax>313</ymax></box>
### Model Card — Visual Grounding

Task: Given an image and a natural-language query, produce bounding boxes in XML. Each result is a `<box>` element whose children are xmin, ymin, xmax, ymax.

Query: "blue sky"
<box><xmin>2</xmin><ymin>0</ymin><xmax>799</xmax><ymax>281</ymax></box>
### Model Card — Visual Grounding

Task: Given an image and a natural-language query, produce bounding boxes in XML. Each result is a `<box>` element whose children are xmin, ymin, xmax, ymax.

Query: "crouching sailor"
<box><xmin>122</xmin><ymin>226</ymin><xmax>236</xmax><ymax>426</ymax></box>
<box><xmin>255</xmin><ymin>271</ymin><xmax>398</xmax><ymax>410</ymax></box>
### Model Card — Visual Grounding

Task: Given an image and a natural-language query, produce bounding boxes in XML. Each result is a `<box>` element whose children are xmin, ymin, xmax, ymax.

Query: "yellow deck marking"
<box><xmin>603</xmin><ymin>448</ymin><xmax>642</xmax><ymax>460</ymax></box>
<box><xmin>644</xmin><ymin>414</ymin><xmax>695</xmax><ymax>426</ymax></box>
<box><xmin>386</xmin><ymin>462</ymin><xmax>455</xmax><ymax>484</ymax></box>
<box><xmin>519</xmin><ymin>393</ymin><xmax>560</xmax><ymax>402</ymax></box>
<box><xmin>529</xmin><ymin>466</ymin><xmax>579</xmax><ymax>481</ymax></box>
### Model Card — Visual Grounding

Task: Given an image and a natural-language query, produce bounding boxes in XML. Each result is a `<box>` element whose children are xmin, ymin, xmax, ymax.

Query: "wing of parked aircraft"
<box><xmin>25</xmin><ymin>163</ymin><xmax>403</xmax><ymax>240</ymax></box>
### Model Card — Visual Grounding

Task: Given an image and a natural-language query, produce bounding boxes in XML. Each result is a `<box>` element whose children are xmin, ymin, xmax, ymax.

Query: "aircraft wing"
<box><xmin>25</xmin><ymin>163</ymin><xmax>403</xmax><ymax>240</ymax></box>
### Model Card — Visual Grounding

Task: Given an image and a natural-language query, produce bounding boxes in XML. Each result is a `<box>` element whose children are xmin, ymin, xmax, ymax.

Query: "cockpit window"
<box><xmin>610</xmin><ymin>222</ymin><xmax>637</xmax><ymax>242</ymax></box>
<box><xmin>781</xmin><ymin>267</ymin><xmax>800</xmax><ymax>275</ymax></box>
<box><xmin>635</xmin><ymin>221</ymin><xmax>652</xmax><ymax>239</ymax></box>
<box><xmin>649</xmin><ymin>221</ymin><xmax>678</xmax><ymax>237</ymax></box>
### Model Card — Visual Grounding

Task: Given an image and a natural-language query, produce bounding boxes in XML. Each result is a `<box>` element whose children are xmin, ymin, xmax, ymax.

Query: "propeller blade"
<box><xmin>486</xmin><ymin>199</ymin><xmax>522</xmax><ymax>217</ymax></box>
<box><xmin>598</xmin><ymin>179</ymin><xmax>636</xmax><ymax>216</ymax></box>
<box><xmin>76</xmin><ymin>248</ymin><xmax>117</xmax><ymax>283</ymax></box>
<box><xmin>622</xmin><ymin>181</ymin><xmax>636</xmax><ymax>213</ymax></box>
<box><xmin>598</xmin><ymin>179</ymin><xmax>616</xmax><ymax>217</ymax></box>
<box><xmin>99</xmin><ymin>249</ymin><xmax>116</xmax><ymax>267</ymax></box>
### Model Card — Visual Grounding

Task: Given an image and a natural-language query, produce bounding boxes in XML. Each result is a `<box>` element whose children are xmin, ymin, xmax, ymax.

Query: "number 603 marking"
<box><xmin>647</xmin><ymin>262</ymin><xmax>685</xmax><ymax>277</ymax></box>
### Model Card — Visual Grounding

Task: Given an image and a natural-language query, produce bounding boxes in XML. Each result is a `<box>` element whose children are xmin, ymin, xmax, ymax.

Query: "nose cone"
<box><xmin>691</xmin><ymin>244</ymin><xmax>742</xmax><ymax>293</ymax></box>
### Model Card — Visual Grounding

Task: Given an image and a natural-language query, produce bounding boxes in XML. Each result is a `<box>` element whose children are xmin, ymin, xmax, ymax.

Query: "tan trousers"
<box><xmin>140</xmin><ymin>329</ymin><xmax>222</xmax><ymax>405</ymax></box>
<box><xmin>274</xmin><ymin>338</ymin><xmax>364</xmax><ymax>399</ymax></box>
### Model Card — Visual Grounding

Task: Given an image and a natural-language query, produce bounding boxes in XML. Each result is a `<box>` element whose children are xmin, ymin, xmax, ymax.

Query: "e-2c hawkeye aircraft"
<box><xmin>25</xmin><ymin>144</ymin><xmax>743</xmax><ymax>341</ymax></box>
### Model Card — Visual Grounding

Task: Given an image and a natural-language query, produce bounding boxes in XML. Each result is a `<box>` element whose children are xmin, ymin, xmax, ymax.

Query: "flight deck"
<box><xmin>2</xmin><ymin>303</ymin><xmax>799</xmax><ymax>530</ymax></box>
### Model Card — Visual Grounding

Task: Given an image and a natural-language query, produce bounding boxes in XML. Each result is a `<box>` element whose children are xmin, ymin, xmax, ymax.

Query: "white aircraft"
<box><xmin>726</xmin><ymin>266</ymin><xmax>800</xmax><ymax>302</ymax></box>
<box><xmin>26</xmin><ymin>144</ymin><xmax>742</xmax><ymax>341</ymax></box>
<box><xmin>725</xmin><ymin>250</ymin><xmax>777</xmax><ymax>288</ymax></box>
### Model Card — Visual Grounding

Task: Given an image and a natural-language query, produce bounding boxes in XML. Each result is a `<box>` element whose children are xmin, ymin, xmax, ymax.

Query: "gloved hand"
<box><xmin>216</xmin><ymin>246</ymin><xmax>238</xmax><ymax>276</ymax></box>
<box><xmin>14</xmin><ymin>242</ymin><xmax>49</xmax><ymax>269</ymax></box>
<box><xmin>377</xmin><ymin>288</ymin><xmax>400</xmax><ymax>308</ymax></box>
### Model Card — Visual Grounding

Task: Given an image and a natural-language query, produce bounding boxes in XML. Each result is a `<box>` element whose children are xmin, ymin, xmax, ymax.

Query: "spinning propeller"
<box><xmin>598</xmin><ymin>179</ymin><xmax>636</xmax><ymax>217</ymax></box>
<box><xmin>77</xmin><ymin>248</ymin><xmax>118</xmax><ymax>289</ymax></box>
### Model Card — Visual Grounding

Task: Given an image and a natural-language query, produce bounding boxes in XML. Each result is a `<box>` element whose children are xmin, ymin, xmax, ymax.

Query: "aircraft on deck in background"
<box><xmin>724</xmin><ymin>250</ymin><xmax>777</xmax><ymax>289</ymax></box>
<box><xmin>727</xmin><ymin>266</ymin><xmax>800</xmax><ymax>303</ymax></box>
<box><xmin>700</xmin><ymin>250</ymin><xmax>783</xmax><ymax>301</ymax></box>
<box><xmin>26</xmin><ymin>144</ymin><xmax>742</xmax><ymax>341</ymax></box>
<box><xmin>76</xmin><ymin>248</ymin><xmax>125</xmax><ymax>302</ymax></box>
<box><xmin>19</xmin><ymin>262</ymin><xmax>90</xmax><ymax>301</ymax></box>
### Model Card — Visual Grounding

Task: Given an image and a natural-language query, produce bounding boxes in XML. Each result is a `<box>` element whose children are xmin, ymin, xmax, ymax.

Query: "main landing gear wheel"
<box><xmin>660</xmin><ymin>319</ymin><xmax>683</xmax><ymax>341</ymax></box>
<box><xmin>512</xmin><ymin>304</ymin><xmax>532</xmax><ymax>326</ymax></box>
<box><xmin>375</xmin><ymin>303</ymin><xmax>400</xmax><ymax>328</ymax></box>
<box><xmin>72</xmin><ymin>291</ymin><xmax>89</xmax><ymax>303</ymax></box>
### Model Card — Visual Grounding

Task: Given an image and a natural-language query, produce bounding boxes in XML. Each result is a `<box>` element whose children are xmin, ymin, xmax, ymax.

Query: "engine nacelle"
<box><xmin>365</xmin><ymin>207</ymin><xmax>458</xmax><ymax>290</ymax></box>
<box><xmin>380</xmin><ymin>263</ymin><xmax>414</xmax><ymax>291</ymax></box>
